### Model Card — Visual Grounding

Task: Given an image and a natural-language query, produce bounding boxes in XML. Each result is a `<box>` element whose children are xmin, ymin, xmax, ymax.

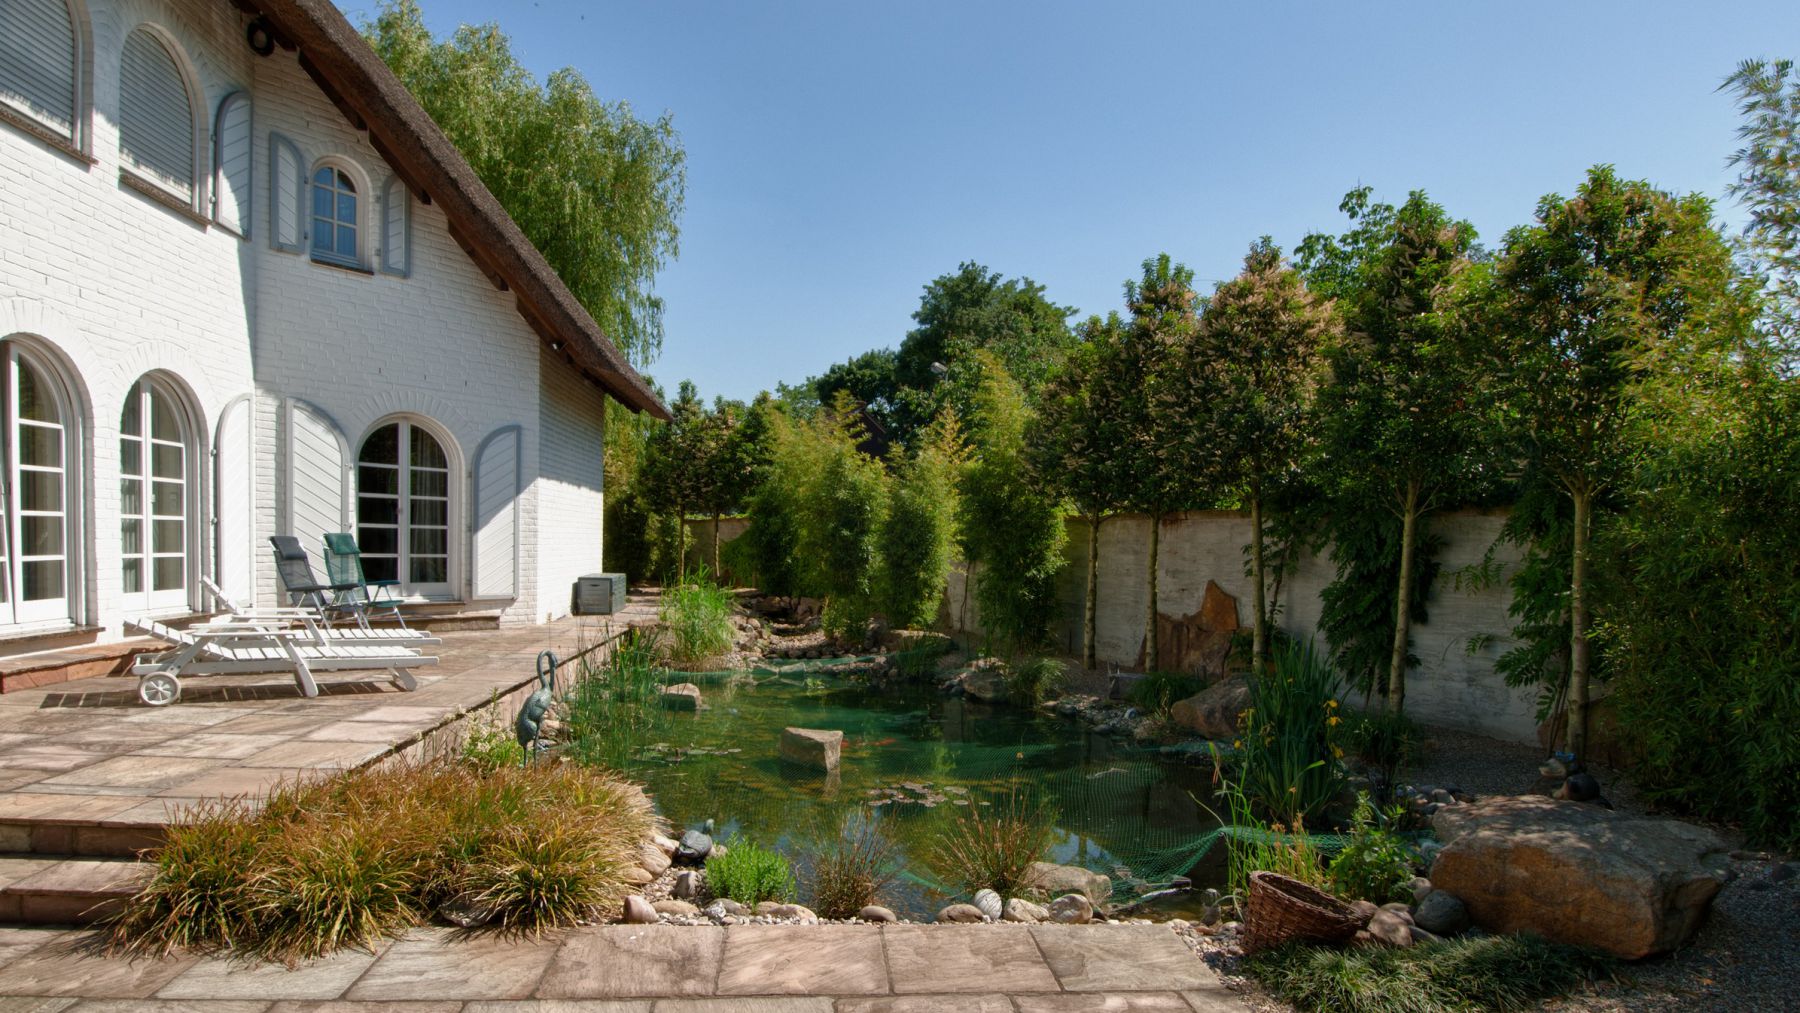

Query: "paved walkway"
<box><xmin>0</xmin><ymin>613</ymin><xmax>650</xmax><ymax>848</ymax></box>
<box><xmin>0</xmin><ymin>921</ymin><xmax>1244</xmax><ymax>1011</ymax></box>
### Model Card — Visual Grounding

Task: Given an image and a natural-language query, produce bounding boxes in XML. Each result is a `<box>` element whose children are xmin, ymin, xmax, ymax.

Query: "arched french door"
<box><xmin>1</xmin><ymin>342</ymin><xmax>77</xmax><ymax>627</ymax></box>
<box><xmin>356</xmin><ymin>419</ymin><xmax>451</xmax><ymax>599</ymax></box>
<box><xmin>119</xmin><ymin>377</ymin><xmax>194</xmax><ymax>612</ymax></box>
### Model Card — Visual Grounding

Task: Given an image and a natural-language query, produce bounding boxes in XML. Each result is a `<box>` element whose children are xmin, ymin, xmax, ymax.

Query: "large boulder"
<box><xmin>1169</xmin><ymin>677</ymin><xmax>1249</xmax><ymax>740</ymax></box>
<box><xmin>954</xmin><ymin>660</ymin><xmax>1009</xmax><ymax>703</ymax></box>
<box><xmin>660</xmin><ymin>683</ymin><xmax>702</xmax><ymax>711</ymax></box>
<box><xmin>1429</xmin><ymin>795</ymin><xmax>1730</xmax><ymax>959</ymax></box>
<box><xmin>779</xmin><ymin>727</ymin><xmax>843</xmax><ymax>772</ymax></box>
<box><xmin>1022</xmin><ymin>861</ymin><xmax>1112</xmax><ymax>905</ymax></box>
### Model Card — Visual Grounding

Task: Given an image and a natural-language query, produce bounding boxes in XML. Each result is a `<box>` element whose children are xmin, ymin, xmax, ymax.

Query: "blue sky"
<box><xmin>345</xmin><ymin>1</ymin><xmax>1799</xmax><ymax>403</ymax></box>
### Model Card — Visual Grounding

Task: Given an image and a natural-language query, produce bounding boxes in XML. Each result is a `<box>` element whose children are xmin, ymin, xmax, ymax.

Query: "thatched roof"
<box><xmin>242</xmin><ymin>0</ymin><xmax>669</xmax><ymax>419</ymax></box>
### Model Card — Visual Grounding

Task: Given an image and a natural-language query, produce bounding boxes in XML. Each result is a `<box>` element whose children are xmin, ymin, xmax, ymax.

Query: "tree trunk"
<box><xmin>1387</xmin><ymin>480</ymin><xmax>1421</xmax><ymax>714</ymax></box>
<box><xmin>1084</xmin><ymin>512</ymin><xmax>1101</xmax><ymax>670</ymax></box>
<box><xmin>1250</xmin><ymin>490</ymin><xmax>1267</xmax><ymax>674</ymax></box>
<box><xmin>1566</xmin><ymin>484</ymin><xmax>1593</xmax><ymax>759</ymax></box>
<box><xmin>1145</xmin><ymin>514</ymin><xmax>1161</xmax><ymax>672</ymax></box>
<box><xmin>711</xmin><ymin>513</ymin><xmax>722</xmax><ymax>578</ymax></box>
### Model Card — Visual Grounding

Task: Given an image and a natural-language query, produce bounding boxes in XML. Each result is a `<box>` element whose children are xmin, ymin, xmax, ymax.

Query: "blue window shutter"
<box><xmin>0</xmin><ymin>0</ymin><xmax>76</xmax><ymax>137</ymax></box>
<box><xmin>380</xmin><ymin>175</ymin><xmax>411</xmax><ymax>277</ymax></box>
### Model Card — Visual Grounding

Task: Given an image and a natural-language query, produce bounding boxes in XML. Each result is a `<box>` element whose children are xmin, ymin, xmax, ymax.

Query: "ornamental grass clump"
<box><xmin>927</xmin><ymin>783</ymin><xmax>1056</xmax><ymax>899</ymax></box>
<box><xmin>807</xmin><ymin>814</ymin><xmax>897</xmax><ymax>919</ymax></box>
<box><xmin>107</xmin><ymin>759</ymin><xmax>658</xmax><ymax>961</ymax></box>
<box><xmin>1245</xmin><ymin>933</ymin><xmax>1611</xmax><ymax>1013</ymax></box>
<box><xmin>660</xmin><ymin>572</ymin><xmax>736</xmax><ymax>668</ymax></box>
<box><xmin>1237</xmin><ymin>638</ymin><xmax>1347</xmax><ymax>826</ymax></box>
<box><xmin>706</xmin><ymin>837</ymin><xmax>795</xmax><ymax>906</ymax></box>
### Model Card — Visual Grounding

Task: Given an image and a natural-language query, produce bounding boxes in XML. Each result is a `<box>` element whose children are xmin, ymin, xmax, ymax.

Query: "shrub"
<box><xmin>1338</xmin><ymin>709</ymin><xmax>1423</xmax><ymax>794</ymax></box>
<box><xmin>1245</xmin><ymin>933</ymin><xmax>1610</xmax><ymax>1013</ymax></box>
<box><xmin>877</xmin><ymin>420</ymin><xmax>961</xmax><ymax>628</ymax></box>
<box><xmin>808</xmin><ymin>814</ymin><xmax>897</xmax><ymax>919</ymax></box>
<box><xmin>928</xmin><ymin>784</ymin><xmax>1056</xmax><ymax>898</ymax></box>
<box><xmin>1129</xmin><ymin>670</ymin><xmax>1203</xmax><ymax>718</ymax></box>
<box><xmin>1325</xmin><ymin>794</ymin><xmax>1418</xmax><ymax>904</ymax></box>
<box><xmin>461</xmin><ymin>710</ymin><xmax>524</xmax><ymax>774</ymax></box>
<box><xmin>660</xmin><ymin>573</ymin><xmax>735</xmax><ymax>668</ymax></box>
<box><xmin>706</xmin><ymin>837</ymin><xmax>795</xmax><ymax>906</ymax></box>
<box><xmin>108</xmin><ymin>760</ymin><xmax>657</xmax><ymax>960</ymax></box>
<box><xmin>1237</xmin><ymin>639</ymin><xmax>1346</xmax><ymax>826</ymax></box>
<box><xmin>1004</xmin><ymin>656</ymin><xmax>1065</xmax><ymax>707</ymax></box>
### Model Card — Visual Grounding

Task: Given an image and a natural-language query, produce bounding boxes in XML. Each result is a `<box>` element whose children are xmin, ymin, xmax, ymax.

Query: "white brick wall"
<box><xmin>0</xmin><ymin>0</ymin><xmax>611</xmax><ymax>644</ymax></box>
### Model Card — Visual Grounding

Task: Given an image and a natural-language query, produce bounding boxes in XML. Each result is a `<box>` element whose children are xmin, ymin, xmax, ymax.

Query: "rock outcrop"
<box><xmin>1169</xmin><ymin>677</ymin><xmax>1249</xmax><ymax>740</ymax></box>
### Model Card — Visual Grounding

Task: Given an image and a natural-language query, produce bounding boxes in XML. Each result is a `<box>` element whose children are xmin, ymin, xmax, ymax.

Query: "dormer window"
<box><xmin>310</xmin><ymin>165</ymin><xmax>359</xmax><ymax>266</ymax></box>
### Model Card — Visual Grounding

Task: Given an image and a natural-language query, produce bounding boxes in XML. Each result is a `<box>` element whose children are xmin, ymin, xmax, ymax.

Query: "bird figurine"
<box><xmin>515</xmin><ymin>649</ymin><xmax>558</xmax><ymax>762</ymax></box>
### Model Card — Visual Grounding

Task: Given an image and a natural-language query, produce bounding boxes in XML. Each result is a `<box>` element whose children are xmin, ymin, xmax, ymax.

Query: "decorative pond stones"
<box><xmin>779</xmin><ymin>727</ymin><xmax>843</xmax><ymax>772</ymax></box>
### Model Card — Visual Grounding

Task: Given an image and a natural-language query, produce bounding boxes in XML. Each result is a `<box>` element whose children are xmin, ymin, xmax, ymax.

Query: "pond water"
<box><xmin>597</xmin><ymin>665</ymin><xmax>1226</xmax><ymax>920</ymax></box>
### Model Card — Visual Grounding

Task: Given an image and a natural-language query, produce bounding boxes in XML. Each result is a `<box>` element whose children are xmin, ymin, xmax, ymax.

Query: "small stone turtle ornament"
<box><xmin>515</xmin><ymin>649</ymin><xmax>558</xmax><ymax>762</ymax></box>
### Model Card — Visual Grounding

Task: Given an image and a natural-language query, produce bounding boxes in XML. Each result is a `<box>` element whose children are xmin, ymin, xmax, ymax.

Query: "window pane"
<box><xmin>410</xmin><ymin>528</ymin><xmax>446</xmax><ymax>556</ymax></box>
<box><xmin>357</xmin><ymin>496</ymin><xmax>397</xmax><ymax>526</ymax></box>
<box><xmin>363</xmin><ymin>556</ymin><xmax>398</xmax><ymax>583</ymax></box>
<box><xmin>361</xmin><ymin>424</ymin><xmax>399</xmax><ymax>465</ymax></box>
<box><xmin>122</xmin><ymin>558</ymin><xmax>141</xmax><ymax>594</ymax></box>
<box><xmin>21</xmin><ymin>515</ymin><xmax>61</xmax><ymax>556</ymax></box>
<box><xmin>358</xmin><ymin>526</ymin><xmax>397</xmax><ymax>555</ymax></box>
<box><xmin>121</xmin><ymin>389</ymin><xmax>142</xmax><ymax>435</ymax></box>
<box><xmin>410</xmin><ymin>556</ymin><xmax>446</xmax><ymax>584</ymax></box>
<box><xmin>410</xmin><ymin>428</ymin><xmax>447</xmax><ymax>469</ymax></box>
<box><xmin>337</xmin><ymin>225</ymin><xmax>355</xmax><ymax>256</ymax></box>
<box><xmin>121</xmin><ymin>479</ymin><xmax>143</xmax><ymax>519</ymax></box>
<box><xmin>313</xmin><ymin>166</ymin><xmax>333</xmax><ymax>186</ymax></box>
<box><xmin>337</xmin><ymin>170</ymin><xmax>354</xmax><ymax>193</ymax></box>
<box><xmin>152</xmin><ymin>443</ymin><xmax>182</xmax><ymax>480</ymax></box>
<box><xmin>411</xmin><ymin>498</ymin><xmax>446</xmax><ymax>527</ymax></box>
<box><xmin>358</xmin><ymin>465</ymin><xmax>397</xmax><ymax>495</ymax></box>
<box><xmin>153</xmin><ymin>556</ymin><xmax>183</xmax><ymax>592</ymax></box>
<box><xmin>152</xmin><ymin>479</ymin><xmax>183</xmax><ymax>516</ymax></box>
<box><xmin>121</xmin><ymin>438</ymin><xmax>142</xmax><ymax>475</ymax></box>
<box><xmin>313</xmin><ymin>182</ymin><xmax>331</xmax><ymax>217</ymax></box>
<box><xmin>23</xmin><ymin>560</ymin><xmax>63</xmax><ymax>601</ymax></box>
<box><xmin>337</xmin><ymin>192</ymin><xmax>355</xmax><ymax>221</ymax></box>
<box><xmin>411</xmin><ymin>469</ymin><xmax>447</xmax><ymax>498</ymax></box>
<box><xmin>16</xmin><ymin>361</ymin><xmax>56</xmax><ymax>423</ymax></box>
<box><xmin>18</xmin><ymin>424</ymin><xmax>60</xmax><ymax>467</ymax></box>
<box><xmin>153</xmin><ymin>519</ymin><xmax>183</xmax><ymax>553</ymax></box>
<box><xmin>22</xmin><ymin>470</ymin><xmax>61</xmax><ymax>512</ymax></box>
<box><xmin>150</xmin><ymin>390</ymin><xmax>179</xmax><ymax>440</ymax></box>
<box><xmin>122</xmin><ymin>518</ymin><xmax>142</xmax><ymax>555</ymax></box>
<box><xmin>312</xmin><ymin>218</ymin><xmax>334</xmax><ymax>253</ymax></box>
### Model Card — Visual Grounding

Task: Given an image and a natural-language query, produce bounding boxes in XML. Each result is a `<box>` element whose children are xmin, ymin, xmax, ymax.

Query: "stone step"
<box><xmin>0</xmin><ymin>638</ymin><xmax>161</xmax><ymax>694</ymax></box>
<box><xmin>0</xmin><ymin>817</ymin><xmax>165</xmax><ymax>858</ymax></box>
<box><xmin>0</xmin><ymin>854</ymin><xmax>153</xmax><ymax>925</ymax></box>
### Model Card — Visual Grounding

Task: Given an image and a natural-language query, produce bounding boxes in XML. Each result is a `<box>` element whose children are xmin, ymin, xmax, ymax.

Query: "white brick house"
<box><xmin>0</xmin><ymin>0</ymin><xmax>667</xmax><ymax>657</ymax></box>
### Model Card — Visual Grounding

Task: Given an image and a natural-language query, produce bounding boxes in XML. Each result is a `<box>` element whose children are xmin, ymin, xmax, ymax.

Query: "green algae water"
<box><xmin>569</xmin><ymin>662</ymin><xmax>1225</xmax><ymax>920</ymax></box>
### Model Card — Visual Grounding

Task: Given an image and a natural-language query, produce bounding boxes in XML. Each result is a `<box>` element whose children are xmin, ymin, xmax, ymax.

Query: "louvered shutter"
<box><xmin>380</xmin><ymin>175</ymin><xmax>411</xmax><ymax>277</ymax></box>
<box><xmin>213</xmin><ymin>395</ymin><xmax>255</xmax><ymax>604</ymax></box>
<box><xmin>269</xmin><ymin>132</ymin><xmax>302</xmax><ymax>252</ymax></box>
<box><xmin>470</xmin><ymin>426</ymin><xmax>520</xmax><ymax>600</ymax></box>
<box><xmin>0</xmin><ymin>0</ymin><xmax>75</xmax><ymax>136</ymax></box>
<box><xmin>283</xmin><ymin>399</ymin><xmax>350</xmax><ymax>562</ymax></box>
<box><xmin>119</xmin><ymin>30</ymin><xmax>194</xmax><ymax>197</ymax></box>
<box><xmin>213</xmin><ymin>92</ymin><xmax>251</xmax><ymax>236</ymax></box>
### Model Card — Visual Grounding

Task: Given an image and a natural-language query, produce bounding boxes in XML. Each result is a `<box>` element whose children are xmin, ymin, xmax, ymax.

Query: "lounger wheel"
<box><xmin>138</xmin><ymin>672</ymin><xmax>181</xmax><ymax>706</ymax></box>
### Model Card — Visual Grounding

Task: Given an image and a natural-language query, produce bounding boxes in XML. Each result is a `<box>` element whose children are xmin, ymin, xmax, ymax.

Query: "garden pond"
<box><xmin>576</xmin><ymin>662</ymin><xmax>1228</xmax><ymax>920</ymax></box>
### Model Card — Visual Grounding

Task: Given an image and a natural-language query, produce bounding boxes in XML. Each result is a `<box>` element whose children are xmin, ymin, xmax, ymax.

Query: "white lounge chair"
<box><xmin>199</xmin><ymin>577</ymin><xmax>441</xmax><ymax>649</ymax></box>
<box><xmin>127</xmin><ymin>617</ymin><xmax>435</xmax><ymax>706</ymax></box>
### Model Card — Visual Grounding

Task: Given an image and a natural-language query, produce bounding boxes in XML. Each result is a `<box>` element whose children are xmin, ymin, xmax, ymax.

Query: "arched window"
<box><xmin>119</xmin><ymin>27</ymin><xmax>195</xmax><ymax>200</ymax></box>
<box><xmin>1</xmin><ymin>340</ymin><xmax>78</xmax><ymax>626</ymax></box>
<box><xmin>0</xmin><ymin>0</ymin><xmax>77</xmax><ymax>138</ymax></box>
<box><xmin>357</xmin><ymin>420</ymin><xmax>451</xmax><ymax>597</ymax></box>
<box><xmin>120</xmin><ymin>376</ymin><xmax>193</xmax><ymax>611</ymax></box>
<box><xmin>311</xmin><ymin>164</ymin><xmax>359</xmax><ymax>266</ymax></box>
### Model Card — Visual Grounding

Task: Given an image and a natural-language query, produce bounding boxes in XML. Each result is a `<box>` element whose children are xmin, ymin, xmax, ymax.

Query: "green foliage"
<box><xmin>1316</xmin><ymin>509</ymin><xmax>1443</xmax><ymax>699</ymax></box>
<box><xmin>1723</xmin><ymin>58</ymin><xmax>1800</xmax><ymax>358</ymax></box>
<box><xmin>109</xmin><ymin>762</ymin><xmax>656</xmax><ymax>960</ymax></box>
<box><xmin>362</xmin><ymin>0</ymin><xmax>683</xmax><ymax>368</ymax></box>
<box><xmin>877</xmin><ymin>418</ymin><xmax>962</xmax><ymax>627</ymax></box>
<box><xmin>1325</xmin><ymin>794</ymin><xmax>1418</xmax><ymax>903</ymax></box>
<box><xmin>927</xmin><ymin>783</ymin><xmax>1057</xmax><ymax>899</ymax></box>
<box><xmin>460</xmin><ymin>711</ymin><xmax>524</xmax><ymax>774</ymax></box>
<box><xmin>1197</xmin><ymin>762</ymin><xmax>1329</xmax><ymax>908</ymax></box>
<box><xmin>1128</xmin><ymin>671</ymin><xmax>1203</xmax><ymax>718</ymax></box>
<box><xmin>737</xmin><ymin>403</ymin><xmax>816</xmax><ymax>599</ymax></box>
<box><xmin>639</xmin><ymin>382</ymin><xmax>750</xmax><ymax>568</ymax></box>
<box><xmin>659</xmin><ymin>574</ymin><xmax>736</xmax><ymax>668</ymax></box>
<box><xmin>1246</xmin><ymin>934</ymin><xmax>1611</xmax><ymax>1013</ymax></box>
<box><xmin>1237</xmin><ymin>640</ymin><xmax>1347</xmax><ymax>827</ymax></box>
<box><xmin>564</xmin><ymin>632</ymin><xmax>669</xmax><ymax>769</ymax></box>
<box><xmin>1003</xmin><ymin>656</ymin><xmax>1065</xmax><ymax>707</ymax></box>
<box><xmin>799</xmin><ymin>405</ymin><xmax>891</xmax><ymax>637</ymax></box>
<box><xmin>706</xmin><ymin>838</ymin><xmax>796</xmax><ymax>906</ymax></box>
<box><xmin>1595</xmin><ymin>367</ymin><xmax>1800</xmax><ymax>850</ymax></box>
<box><xmin>957</xmin><ymin>355</ymin><xmax>1067</xmax><ymax>651</ymax></box>
<box><xmin>603</xmin><ymin>485</ymin><xmax>683</xmax><ymax>587</ymax></box>
<box><xmin>807</xmin><ymin>814</ymin><xmax>898</xmax><ymax>919</ymax></box>
<box><xmin>1338</xmin><ymin>709</ymin><xmax>1425</xmax><ymax>791</ymax></box>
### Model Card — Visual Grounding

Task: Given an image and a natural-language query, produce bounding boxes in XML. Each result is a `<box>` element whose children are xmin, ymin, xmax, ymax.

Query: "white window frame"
<box><xmin>356</xmin><ymin>417</ymin><xmax>458</xmax><ymax>600</ymax></box>
<box><xmin>119</xmin><ymin>375</ymin><xmax>199</xmax><ymax>615</ymax></box>
<box><xmin>309</xmin><ymin>159</ymin><xmax>365</xmax><ymax>270</ymax></box>
<box><xmin>0</xmin><ymin>339</ymin><xmax>82</xmax><ymax>630</ymax></box>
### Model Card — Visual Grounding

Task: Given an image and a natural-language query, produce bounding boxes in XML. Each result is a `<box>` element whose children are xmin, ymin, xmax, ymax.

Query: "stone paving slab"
<box><xmin>716</xmin><ymin>925</ymin><xmax>886</xmax><ymax>996</ymax></box>
<box><xmin>881</xmin><ymin>924</ymin><xmax>1061</xmax><ymax>994</ymax></box>
<box><xmin>538</xmin><ymin>925</ymin><xmax>724</xmax><ymax>999</ymax></box>
<box><xmin>1029</xmin><ymin>924</ymin><xmax>1216</xmax><ymax>992</ymax></box>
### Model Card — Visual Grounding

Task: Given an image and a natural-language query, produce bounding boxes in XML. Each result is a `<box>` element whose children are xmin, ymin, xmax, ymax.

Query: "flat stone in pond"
<box><xmin>661</xmin><ymin>683</ymin><xmax>703</xmax><ymax>711</ymax></box>
<box><xmin>779</xmin><ymin>727</ymin><xmax>842</xmax><ymax>772</ymax></box>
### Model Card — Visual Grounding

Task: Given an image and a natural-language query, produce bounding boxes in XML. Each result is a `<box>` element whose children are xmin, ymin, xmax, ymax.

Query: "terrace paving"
<box><xmin>0</xmin><ymin>922</ymin><xmax>1247</xmax><ymax>1010</ymax></box>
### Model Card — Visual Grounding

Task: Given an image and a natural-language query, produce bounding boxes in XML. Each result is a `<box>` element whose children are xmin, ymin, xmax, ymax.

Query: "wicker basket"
<box><xmin>1242</xmin><ymin>871</ymin><xmax>1362</xmax><ymax>952</ymax></box>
